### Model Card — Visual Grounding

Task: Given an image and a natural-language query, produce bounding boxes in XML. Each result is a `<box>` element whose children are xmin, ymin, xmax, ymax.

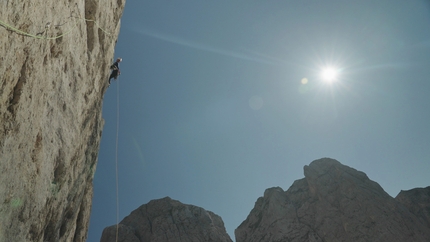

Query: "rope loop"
<box><xmin>0</xmin><ymin>15</ymin><xmax>112</xmax><ymax>40</ymax></box>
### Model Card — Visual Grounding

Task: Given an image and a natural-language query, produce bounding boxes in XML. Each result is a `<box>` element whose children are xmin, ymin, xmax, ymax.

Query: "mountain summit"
<box><xmin>100</xmin><ymin>158</ymin><xmax>430</xmax><ymax>241</ymax></box>
<box><xmin>235</xmin><ymin>158</ymin><xmax>430</xmax><ymax>241</ymax></box>
<box><xmin>100</xmin><ymin>197</ymin><xmax>232</xmax><ymax>242</ymax></box>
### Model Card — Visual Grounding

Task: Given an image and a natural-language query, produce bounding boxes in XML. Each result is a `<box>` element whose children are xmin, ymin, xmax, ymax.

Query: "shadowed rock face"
<box><xmin>100</xmin><ymin>197</ymin><xmax>233</xmax><ymax>242</ymax></box>
<box><xmin>396</xmin><ymin>186</ymin><xmax>430</xmax><ymax>229</ymax></box>
<box><xmin>0</xmin><ymin>1</ymin><xmax>125</xmax><ymax>241</ymax></box>
<box><xmin>235</xmin><ymin>158</ymin><xmax>430</xmax><ymax>242</ymax></box>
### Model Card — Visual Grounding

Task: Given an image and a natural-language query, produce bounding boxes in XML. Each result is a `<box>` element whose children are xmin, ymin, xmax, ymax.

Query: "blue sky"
<box><xmin>88</xmin><ymin>1</ymin><xmax>430</xmax><ymax>241</ymax></box>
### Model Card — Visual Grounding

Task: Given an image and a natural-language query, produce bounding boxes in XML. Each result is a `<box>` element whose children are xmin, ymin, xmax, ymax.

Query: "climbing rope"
<box><xmin>0</xmin><ymin>15</ymin><xmax>112</xmax><ymax>40</ymax></box>
<box><xmin>72</xmin><ymin>16</ymin><xmax>113</xmax><ymax>36</ymax></box>
<box><xmin>115</xmin><ymin>76</ymin><xmax>120</xmax><ymax>242</ymax></box>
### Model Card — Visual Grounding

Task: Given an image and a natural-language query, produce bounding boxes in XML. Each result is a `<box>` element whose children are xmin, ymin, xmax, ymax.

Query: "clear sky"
<box><xmin>88</xmin><ymin>1</ymin><xmax>430</xmax><ymax>241</ymax></box>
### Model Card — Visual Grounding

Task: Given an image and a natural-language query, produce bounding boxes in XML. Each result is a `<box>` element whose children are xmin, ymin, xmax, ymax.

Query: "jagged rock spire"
<box><xmin>235</xmin><ymin>158</ymin><xmax>430</xmax><ymax>242</ymax></box>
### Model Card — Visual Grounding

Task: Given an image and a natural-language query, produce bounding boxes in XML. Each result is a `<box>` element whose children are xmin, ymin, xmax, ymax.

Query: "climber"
<box><xmin>109</xmin><ymin>58</ymin><xmax>122</xmax><ymax>85</ymax></box>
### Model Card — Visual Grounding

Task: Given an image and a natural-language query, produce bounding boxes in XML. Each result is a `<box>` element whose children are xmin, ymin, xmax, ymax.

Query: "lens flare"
<box><xmin>249</xmin><ymin>96</ymin><xmax>263</xmax><ymax>110</ymax></box>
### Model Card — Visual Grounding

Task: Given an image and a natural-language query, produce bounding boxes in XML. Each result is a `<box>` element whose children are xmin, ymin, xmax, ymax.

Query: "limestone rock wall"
<box><xmin>0</xmin><ymin>1</ymin><xmax>125</xmax><ymax>241</ymax></box>
<box><xmin>395</xmin><ymin>186</ymin><xmax>430</xmax><ymax>229</ymax></box>
<box><xmin>235</xmin><ymin>158</ymin><xmax>430</xmax><ymax>242</ymax></box>
<box><xmin>100</xmin><ymin>197</ymin><xmax>233</xmax><ymax>242</ymax></box>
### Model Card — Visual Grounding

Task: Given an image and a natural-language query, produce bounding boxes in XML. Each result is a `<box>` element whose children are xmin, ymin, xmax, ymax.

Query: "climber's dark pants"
<box><xmin>109</xmin><ymin>70</ymin><xmax>119</xmax><ymax>81</ymax></box>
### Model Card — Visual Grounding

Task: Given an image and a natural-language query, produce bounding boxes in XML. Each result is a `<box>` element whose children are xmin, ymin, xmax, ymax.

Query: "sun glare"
<box><xmin>321</xmin><ymin>67</ymin><xmax>338</xmax><ymax>83</ymax></box>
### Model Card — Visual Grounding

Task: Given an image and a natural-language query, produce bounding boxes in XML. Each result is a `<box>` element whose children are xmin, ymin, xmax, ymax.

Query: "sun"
<box><xmin>320</xmin><ymin>67</ymin><xmax>339</xmax><ymax>83</ymax></box>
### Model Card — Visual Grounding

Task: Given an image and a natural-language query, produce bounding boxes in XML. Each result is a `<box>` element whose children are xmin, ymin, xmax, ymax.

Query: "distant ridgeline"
<box><xmin>100</xmin><ymin>158</ymin><xmax>430</xmax><ymax>242</ymax></box>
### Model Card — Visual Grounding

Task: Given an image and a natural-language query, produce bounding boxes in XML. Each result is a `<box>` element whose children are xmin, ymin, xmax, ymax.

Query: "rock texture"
<box><xmin>395</xmin><ymin>186</ymin><xmax>430</xmax><ymax>229</ymax></box>
<box><xmin>100</xmin><ymin>197</ymin><xmax>232</xmax><ymax>242</ymax></box>
<box><xmin>0</xmin><ymin>1</ymin><xmax>125</xmax><ymax>241</ymax></box>
<box><xmin>235</xmin><ymin>158</ymin><xmax>430</xmax><ymax>242</ymax></box>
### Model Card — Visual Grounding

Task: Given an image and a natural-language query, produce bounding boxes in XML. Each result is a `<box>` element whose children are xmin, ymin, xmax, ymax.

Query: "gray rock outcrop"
<box><xmin>0</xmin><ymin>1</ymin><xmax>125</xmax><ymax>241</ymax></box>
<box><xmin>395</xmin><ymin>186</ymin><xmax>430</xmax><ymax>229</ymax></box>
<box><xmin>235</xmin><ymin>158</ymin><xmax>430</xmax><ymax>242</ymax></box>
<box><xmin>100</xmin><ymin>197</ymin><xmax>233</xmax><ymax>242</ymax></box>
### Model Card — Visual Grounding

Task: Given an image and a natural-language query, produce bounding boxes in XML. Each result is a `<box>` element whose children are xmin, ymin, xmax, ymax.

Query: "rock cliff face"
<box><xmin>235</xmin><ymin>158</ymin><xmax>430</xmax><ymax>241</ymax></box>
<box><xmin>100</xmin><ymin>197</ymin><xmax>232</xmax><ymax>242</ymax></box>
<box><xmin>395</xmin><ymin>186</ymin><xmax>430</xmax><ymax>229</ymax></box>
<box><xmin>0</xmin><ymin>1</ymin><xmax>125</xmax><ymax>241</ymax></box>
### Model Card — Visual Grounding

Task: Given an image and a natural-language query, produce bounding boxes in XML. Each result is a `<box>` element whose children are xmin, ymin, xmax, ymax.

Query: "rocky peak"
<box><xmin>100</xmin><ymin>197</ymin><xmax>233</xmax><ymax>242</ymax></box>
<box><xmin>303</xmin><ymin>158</ymin><xmax>391</xmax><ymax>201</ymax></box>
<box><xmin>395</xmin><ymin>186</ymin><xmax>430</xmax><ymax>228</ymax></box>
<box><xmin>235</xmin><ymin>158</ymin><xmax>430</xmax><ymax>241</ymax></box>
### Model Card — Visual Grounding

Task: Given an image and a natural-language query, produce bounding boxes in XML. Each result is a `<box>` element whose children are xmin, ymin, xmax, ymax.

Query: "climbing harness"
<box><xmin>0</xmin><ymin>15</ymin><xmax>112</xmax><ymax>40</ymax></box>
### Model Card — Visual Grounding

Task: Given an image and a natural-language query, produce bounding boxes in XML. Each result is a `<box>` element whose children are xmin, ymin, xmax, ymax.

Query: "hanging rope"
<box><xmin>0</xmin><ymin>15</ymin><xmax>112</xmax><ymax>40</ymax></box>
<box><xmin>72</xmin><ymin>16</ymin><xmax>112</xmax><ymax>36</ymax></box>
<box><xmin>115</xmin><ymin>76</ymin><xmax>120</xmax><ymax>242</ymax></box>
